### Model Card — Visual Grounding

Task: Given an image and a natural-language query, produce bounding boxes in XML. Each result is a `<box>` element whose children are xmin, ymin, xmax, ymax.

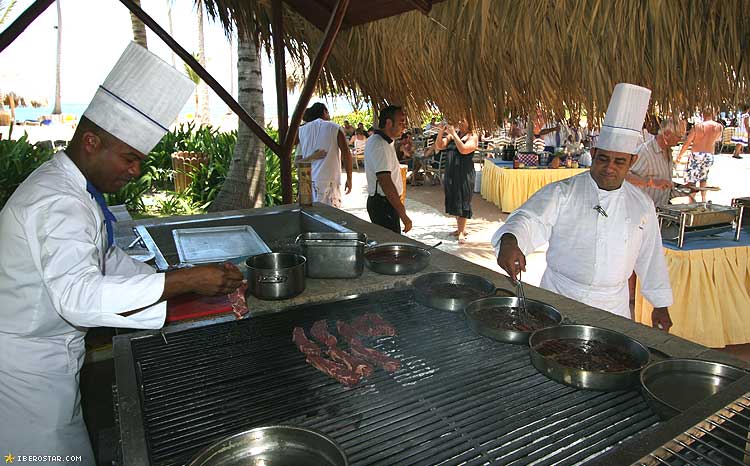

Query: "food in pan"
<box><xmin>366</xmin><ymin>250</ymin><xmax>421</xmax><ymax>264</ymax></box>
<box><xmin>533</xmin><ymin>338</ymin><xmax>642</xmax><ymax>372</ymax></box>
<box><xmin>310</xmin><ymin>319</ymin><xmax>338</xmax><ymax>347</ymax></box>
<box><xmin>470</xmin><ymin>306</ymin><xmax>556</xmax><ymax>332</ymax></box>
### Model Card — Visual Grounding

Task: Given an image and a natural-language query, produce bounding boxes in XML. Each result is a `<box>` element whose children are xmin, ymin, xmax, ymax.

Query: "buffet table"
<box><xmin>480</xmin><ymin>159</ymin><xmax>587</xmax><ymax>212</ymax></box>
<box><xmin>635</xmin><ymin>230</ymin><xmax>750</xmax><ymax>348</ymax></box>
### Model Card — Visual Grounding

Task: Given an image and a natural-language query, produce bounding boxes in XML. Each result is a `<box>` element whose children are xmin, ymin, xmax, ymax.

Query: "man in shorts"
<box><xmin>677</xmin><ymin>109</ymin><xmax>723</xmax><ymax>202</ymax></box>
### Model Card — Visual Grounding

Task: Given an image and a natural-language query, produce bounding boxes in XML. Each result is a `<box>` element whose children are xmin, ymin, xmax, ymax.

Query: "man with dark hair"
<box><xmin>0</xmin><ymin>43</ymin><xmax>243</xmax><ymax>461</ymax></box>
<box><xmin>364</xmin><ymin>105</ymin><xmax>412</xmax><ymax>233</ymax></box>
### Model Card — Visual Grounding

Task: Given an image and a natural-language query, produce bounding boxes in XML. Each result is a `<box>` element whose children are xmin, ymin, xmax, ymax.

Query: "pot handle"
<box><xmin>494</xmin><ymin>288</ymin><xmax>516</xmax><ymax>297</ymax></box>
<box><xmin>295</xmin><ymin>233</ymin><xmax>303</xmax><ymax>244</ymax></box>
<box><xmin>259</xmin><ymin>274</ymin><xmax>288</xmax><ymax>284</ymax></box>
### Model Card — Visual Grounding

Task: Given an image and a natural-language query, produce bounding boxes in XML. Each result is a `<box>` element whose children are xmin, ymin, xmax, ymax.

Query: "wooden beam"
<box><xmin>279</xmin><ymin>0</ymin><xmax>350</xmax><ymax>203</ymax></box>
<box><xmin>272</xmin><ymin>0</ymin><xmax>288</xmax><ymax>142</ymax></box>
<box><xmin>0</xmin><ymin>0</ymin><xmax>55</xmax><ymax>53</ymax></box>
<box><xmin>404</xmin><ymin>0</ymin><xmax>433</xmax><ymax>15</ymax></box>
<box><xmin>119</xmin><ymin>0</ymin><xmax>282</xmax><ymax>156</ymax></box>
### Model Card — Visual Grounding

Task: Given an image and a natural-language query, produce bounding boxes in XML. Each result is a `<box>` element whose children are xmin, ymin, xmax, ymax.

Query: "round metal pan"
<box><xmin>641</xmin><ymin>359</ymin><xmax>748</xmax><ymax>420</ymax></box>
<box><xmin>464</xmin><ymin>296</ymin><xmax>562</xmax><ymax>345</ymax></box>
<box><xmin>364</xmin><ymin>244</ymin><xmax>431</xmax><ymax>275</ymax></box>
<box><xmin>413</xmin><ymin>272</ymin><xmax>514</xmax><ymax>312</ymax></box>
<box><xmin>529</xmin><ymin>325</ymin><xmax>650</xmax><ymax>391</ymax></box>
<box><xmin>187</xmin><ymin>425</ymin><xmax>348</xmax><ymax>466</ymax></box>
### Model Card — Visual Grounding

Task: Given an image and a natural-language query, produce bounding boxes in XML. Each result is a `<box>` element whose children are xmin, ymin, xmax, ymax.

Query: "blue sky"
<box><xmin>0</xmin><ymin>0</ymin><xmax>354</xmax><ymax>122</ymax></box>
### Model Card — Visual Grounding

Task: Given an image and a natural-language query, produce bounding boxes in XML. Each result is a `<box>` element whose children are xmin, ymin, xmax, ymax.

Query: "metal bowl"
<box><xmin>187</xmin><ymin>426</ymin><xmax>348</xmax><ymax>466</ymax></box>
<box><xmin>364</xmin><ymin>244</ymin><xmax>430</xmax><ymax>275</ymax></box>
<box><xmin>413</xmin><ymin>272</ymin><xmax>514</xmax><ymax>312</ymax></box>
<box><xmin>245</xmin><ymin>253</ymin><xmax>306</xmax><ymax>300</ymax></box>
<box><xmin>641</xmin><ymin>359</ymin><xmax>748</xmax><ymax>420</ymax></box>
<box><xmin>529</xmin><ymin>325</ymin><xmax>650</xmax><ymax>391</ymax></box>
<box><xmin>464</xmin><ymin>296</ymin><xmax>562</xmax><ymax>345</ymax></box>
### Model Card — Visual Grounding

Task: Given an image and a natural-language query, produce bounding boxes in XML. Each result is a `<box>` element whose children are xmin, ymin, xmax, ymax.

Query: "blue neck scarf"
<box><xmin>86</xmin><ymin>181</ymin><xmax>117</xmax><ymax>249</ymax></box>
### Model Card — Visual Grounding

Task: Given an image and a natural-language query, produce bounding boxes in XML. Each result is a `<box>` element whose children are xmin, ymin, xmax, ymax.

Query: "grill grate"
<box><xmin>128</xmin><ymin>288</ymin><xmax>660</xmax><ymax>465</ymax></box>
<box><xmin>635</xmin><ymin>394</ymin><xmax>750</xmax><ymax>466</ymax></box>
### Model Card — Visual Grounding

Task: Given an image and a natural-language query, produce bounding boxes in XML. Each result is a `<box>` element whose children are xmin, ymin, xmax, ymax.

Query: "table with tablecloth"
<box><xmin>480</xmin><ymin>159</ymin><xmax>587</xmax><ymax>212</ymax></box>
<box><xmin>635</xmin><ymin>230</ymin><xmax>750</xmax><ymax>348</ymax></box>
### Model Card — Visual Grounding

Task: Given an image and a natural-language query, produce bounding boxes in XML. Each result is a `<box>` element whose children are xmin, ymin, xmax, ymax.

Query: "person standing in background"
<box><xmin>677</xmin><ymin>109</ymin><xmax>723</xmax><ymax>202</ymax></box>
<box><xmin>731</xmin><ymin>104</ymin><xmax>749</xmax><ymax>160</ymax></box>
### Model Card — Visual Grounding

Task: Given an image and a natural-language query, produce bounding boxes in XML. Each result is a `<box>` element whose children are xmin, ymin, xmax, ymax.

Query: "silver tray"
<box><xmin>658</xmin><ymin>203</ymin><xmax>737</xmax><ymax>227</ymax></box>
<box><xmin>173</xmin><ymin>225</ymin><xmax>270</xmax><ymax>265</ymax></box>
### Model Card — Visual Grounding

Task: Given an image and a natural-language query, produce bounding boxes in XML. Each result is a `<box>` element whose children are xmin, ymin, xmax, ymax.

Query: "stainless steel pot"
<box><xmin>297</xmin><ymin>232</ymin><xmax>366</xmax><ymax>278</ymax></box>
<box><xmin>413</xmin><ymin>272</ymin><xmax>514</xmax><ymax>312</ymax></box>
<box><xmin>464</xmin><ymin>296</ymin><xmax>562</xmax><ymax>345</ymax></box>
<box><xmin>364</xmin><ymin>243</ymin><xmax>431</xmax><ymax>275</ymax></box>
<box><xmin>529</xmin><ymin>325</ymin><xmax>650</xmax><ymax>391</ymax></box>
<box><xmin>245</xmin><ymin>252</ymin><xmax>306</xmax><ymax>300</ymax></box>
<box><xmin>187</xmin><ymin>425</ymin><xmax>348</xmax><ymax>466</ymax></box>
<box><xmin>641</xmin><ymin>359</ymin><xmax>748</xmax><ymax>420</ymax></box>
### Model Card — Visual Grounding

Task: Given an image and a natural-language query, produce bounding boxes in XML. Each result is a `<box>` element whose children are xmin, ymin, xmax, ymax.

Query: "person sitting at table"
<box><xmin>342</xmin><ymin>120</ymin><xmax>355</xmax><ymax>138</ymax></box>
<box><xmin>436</xmin><ymin>119</ymin><xmax>479</xmax><ymax>244</ymax></box>
<box><xmin>350</xmin><ymin>128</ymin><xmax>368</xmax><ymax>167</ymax></box>
<box><xmin>492</xmin><ymin>83</ymin><xmax>673</xmax><ymax>329</ymax></box>
<box><xmin>356</xmin><ymin>122</ymin><xmax>366</xmax><ymax>135</ymax></box>
<box><xmin>395</xmin><ymin>132</ymin><xmax>414</xmax><ymax>163</ymax></box>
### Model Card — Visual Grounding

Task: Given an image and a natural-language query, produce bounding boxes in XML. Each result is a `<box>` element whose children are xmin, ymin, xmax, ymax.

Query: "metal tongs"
<box><xmin>514</xmin><ymin>260</ymin><xmax>528</xmax><ymax>315</ymax></box>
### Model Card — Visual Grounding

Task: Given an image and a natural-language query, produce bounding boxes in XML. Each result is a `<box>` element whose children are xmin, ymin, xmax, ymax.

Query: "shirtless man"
<box><xmin>677</xmin><ymin>109</ymin><xmax>723</xmax><ymax>202</ymax></box>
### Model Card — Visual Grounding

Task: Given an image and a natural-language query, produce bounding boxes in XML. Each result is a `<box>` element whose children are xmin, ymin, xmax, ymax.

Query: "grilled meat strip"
<box><xmin>336</xmin><ymin>320</ymin><xmax>359</xmax><ymax>343</ymax></box>
<box><xmin>328</xmin><ymin>348</ymin><xmax>374</xmax><ymax>377</ymax></box>
<box><xmin>310</xmin><ymin>319</ymin><xmax>338</xmax><ymax>348</ymax></box>
<box><xmin>306</xmin><ymin>354</ymin><xmax>361</xmax><ymax>387</ymax></box>
<box><xmin>349</xmin><ymin>339</ymin><xmax>401</xmax><ymax>373</ymax></box>
<box><xmin>292</xmin><ymin>327</ymin><xmax>321</xmax><ymax>356</ymax></box>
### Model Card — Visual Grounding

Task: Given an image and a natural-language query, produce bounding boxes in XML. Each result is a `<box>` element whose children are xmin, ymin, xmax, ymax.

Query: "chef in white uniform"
<box><xmin>492</xmin><ymin>83</ymin><xmax>673</xmax><ymax>330</ymax></box>
<box><xmin>0</xmin><ymin>43</ymin><xmax>244</xmax><ymax>463</ymax></box>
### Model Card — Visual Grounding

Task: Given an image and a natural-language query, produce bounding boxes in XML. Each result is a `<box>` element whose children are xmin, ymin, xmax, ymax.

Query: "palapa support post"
<box><xmin>0</xmin><ymin>0</ymin><xmax>55</xmax><ymax>54</ymax></box>
<box><xmin>119</xmin><ymin>0</ymin><xmax>281</xmax><ymax>157</ymax></box>
<box><xmin>279</xmin><ymin>0</ymin><xmax>350</xmax><ymax>204</ymax></box>
<box><xmin>272</xmin><ymin>0</ymin><xmax>288</xmax><ymax>143</ymax></box>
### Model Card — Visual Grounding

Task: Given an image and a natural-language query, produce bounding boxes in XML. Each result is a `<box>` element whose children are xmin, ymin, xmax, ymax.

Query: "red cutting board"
<box><xmin>166</xmin><ymin>293</ymin><xmax>233</xmax><ymax>323</ymax></box>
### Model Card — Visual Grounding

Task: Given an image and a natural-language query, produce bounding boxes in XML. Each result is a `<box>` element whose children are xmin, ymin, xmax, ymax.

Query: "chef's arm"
<box><xmin>634</xmin><ymin>210</ymin><xmax>674</xmax><ymax>331</ymax></box>
<box><xmin>496</xmin><ymin>233</ymin><xmax>526</xmax><ymax>280</ymax></box>
<box><xmin>651</xmin><ymin>307</ymin><xmax>672</xmax><ymax>332</ymax></box>
<box><xmin>376</xmin><ymin>172</ymin><xmax>412</xmax><ymax>233</ymax></box>
<box><xmin>162</xmin><ymin>263</ymin><xmax>244</xmax><ymax>299</ymax></box>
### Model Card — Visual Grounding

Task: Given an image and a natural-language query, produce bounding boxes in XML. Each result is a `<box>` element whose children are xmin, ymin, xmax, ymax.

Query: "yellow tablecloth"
<box><xmin>635</xmin><ymin>246</ymin><xmax>750</xmax><ymax>348</ymax></box>
<box><xmin>480</xmin><ymin>160</ymin><xmax>587</xmax><ymax>212</ymax></box>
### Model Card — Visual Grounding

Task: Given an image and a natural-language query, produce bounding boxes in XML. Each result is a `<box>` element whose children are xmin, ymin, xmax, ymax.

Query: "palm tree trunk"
<box><xmin>196</xmin><ymin>0</ymin><xmax>210</xmax><ymax>125</ymax></box>
<box><xmin>209</xmin><ymin>32</ymin><xmax>265</xmax><ymax>211</ymax></box>
<box><xmin>130</xmin><ymin>0</ymin><xmax>148</xmax><ymax>49</ymax></box>
<box><xmin>166</xmin><ymin>0</ymin><xmax>175</xmax><ymax>67</ymax></box>
<box><xmin>52</xmin><ymin>0</ymin><xmax>62</xmax><ymax>115</ymax></box>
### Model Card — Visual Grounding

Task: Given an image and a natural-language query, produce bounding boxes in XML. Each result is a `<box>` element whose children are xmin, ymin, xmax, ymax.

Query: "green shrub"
<box><xmin>0</xmin><ymin>135</ymin><xmax>55</xmax><ymax>208</ymax></box>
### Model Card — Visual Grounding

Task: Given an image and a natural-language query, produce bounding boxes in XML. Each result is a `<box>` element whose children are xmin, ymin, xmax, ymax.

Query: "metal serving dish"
<box><xmin>641</xmin><ymin>359</ymin><xmax>748</xmax><ymax>420</ymax></box>
<box><xmin>297</xmin><ymin>232</ymin><xmax>366</xmax><ymax>278</ymax></box>
<box><xmin>464</xmin><ymin>296</ymin><xmax>562</xmax><ymax>345</ymax></box>
<box><xmin>413</xmin><ymin>272</ymin><xmax>514</xmax><ymax>312</ymax></box>
<box><xmin>364</xmin><ymin>244</ymin><xmax>431</xmax><ymax>275</ymax></box>
<box><xmin>173</xmin><ymin>225</ymin><xmax>271</xmax><ymax>265</ymax></box>
<box><xmin>529</xmin><ymin>325</ymin><xmax>650</xmax><ymax>391</ymax></box>
<box><xmin>657</xmin><ymin>202</ymin><xmax>740</xmax><ymax>248</ymax></box>
<box><xmin>187</xmin><ymin>426</ymin><xmax>348</xmax><ymax>466</ymax></box>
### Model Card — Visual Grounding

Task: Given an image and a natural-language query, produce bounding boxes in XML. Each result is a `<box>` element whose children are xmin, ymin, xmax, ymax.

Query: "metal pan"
<box><xmin>464</xmin><ymin>296</ymin><xmax>562</xmax><ymax>345</ymax></box>
<box><xmin>641</xmin><ymin>359</ymin><xmax>748</xmax><ymax>420</ymax></box>
<box><xmin>187</xmin><ymin>425</ymin><xmax>348</xmax><ymax>466</ymax></box>
<box><xmin>529</xmin><ymin>325</ymin><xmax>650</xmax><ymax>391</ymax></box>
<box><xmin>364</xmin><ymin>244</ymin><xmax>431</xmax><ymax>275</ymax></box>
<box><xmin>413</xmin><ymin>272</ymin><xmax>515</xmax><ymax>312</ymax></box>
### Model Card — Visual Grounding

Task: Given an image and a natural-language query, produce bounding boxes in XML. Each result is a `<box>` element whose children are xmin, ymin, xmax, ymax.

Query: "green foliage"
<box><xmin>0</xmin><ymin>135</ymin><xmax>54</xmax><ymax>208</ymax></box>
<box><xmin>330</xmin><ymin>109</ymin><xmax>375</xmax><ymax>130</ymax></box>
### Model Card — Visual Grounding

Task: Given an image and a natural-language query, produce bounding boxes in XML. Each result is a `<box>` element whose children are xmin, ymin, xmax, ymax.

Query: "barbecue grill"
<box><xmin>113</xmin><ymin>288</ymin><xmax>750</xmax><ymax>465</ymax></box>
<box><xmin>657</xmin><ymin>203</ymin><xmax>740</xmax><ymax>248</ymax></box>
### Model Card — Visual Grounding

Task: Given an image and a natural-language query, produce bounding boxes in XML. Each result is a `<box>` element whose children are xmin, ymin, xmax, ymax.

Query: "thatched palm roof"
<box><xmin>204</xmin><ymin>0</ymin><xmax>750</xmax><ymax>126</ymax></box>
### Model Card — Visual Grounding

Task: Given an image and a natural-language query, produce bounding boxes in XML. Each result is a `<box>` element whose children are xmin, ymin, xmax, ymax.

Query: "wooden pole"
<box><xmin>279</xmin><ymin>0</ymin><xmax>350</xmax><ymax>203</ymax></box>
<box><xmin>119</xmin><ymin>0</ymin><xmax>282</xmax><ymax>156</ymax></box>
<box><xmin>272</xmin><ymin>0</ymin><xmax>288</xmax><ymax>143</ymax></box>
<box><xmin>0</xmin><ymin>0</ymin><xmax>55</xmax><ymax>53</ymax></box>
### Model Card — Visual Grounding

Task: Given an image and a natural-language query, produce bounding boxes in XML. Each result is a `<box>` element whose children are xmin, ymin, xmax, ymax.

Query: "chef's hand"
<box><xmin>652</xmin><ymin>307</ymin><xmax>672</xmax><ymax>332</ymax></box>
<box><xmin>496</xmin><ymin>233</ymin><xmax>526</xmax><ymax>283</ymax></box>
<box><xmin>191</xmin><ymin>263</ymin><xmax>244</xmax><ymax>296</ymax></box>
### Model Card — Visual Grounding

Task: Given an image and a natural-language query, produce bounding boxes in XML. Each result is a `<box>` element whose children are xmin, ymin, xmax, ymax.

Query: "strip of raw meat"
<box><xmin>310</xmin><ymin>319</ymin><xmax>338</xmax><ymax>347</ymax></box>
<box><xmin>306</xmin><ymin>354</ymin><xmax>362</xmax><ymax>387</ymax></box>
<box><xmin>351</xmin><ymin>315</ymin><xmax>375</xmax><ymax>336</ymax></box>
<box><xmin>292</xmin><ymin>327</ymin><xmax>321</xmax><ymax>356</ymax></box>
<box><xmin>328</xmin><ymin>348</ymin><xmax>374</xmax><ymax>377</ymax></box>
<box><xmin>365</xmin><ymin>313</ymin><xmax>397</xmax><ymax>336</ymax></box>
<box><xmin>229</xmin><ymin>281</ymin><xmax>249</xmax><ymax>319</ymax></box>
<box><xmin>336</xmin><ymin>320</ymin><xmax>359</xmax><ymax>343</ymax></box>
<box><xmin>349</xmin><ymin>340</ymin><xmax>401</xmax><ymax>373</ymax></box>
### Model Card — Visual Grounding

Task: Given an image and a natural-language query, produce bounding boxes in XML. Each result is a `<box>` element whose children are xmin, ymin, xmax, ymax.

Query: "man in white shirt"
<box><xmin>0</xmin><ymin>43</ymin><xmax>243</xmax><ymax>462</ymax></box>
<box><xmin>296</xmin><ymin>102</ymin><xmax>353</xmax><ymax>207</ymax></box>
<box><xmin>492</xmin><ymin>84</ymin><xmax>673</xmax><ymax>329</ymax></box>
<box><xmin>364</xmin><ymin>105</ymin><xmax>412</xmax><ymax>233</ymax></box>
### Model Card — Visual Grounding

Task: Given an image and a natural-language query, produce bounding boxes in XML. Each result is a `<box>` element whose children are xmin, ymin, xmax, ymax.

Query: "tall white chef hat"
<box><xmin>82</xmin><ymin>42</ymin><xmax>195</xmax><ymax>155</ymax></box>
<box><xmin>596</xmin><ymin>83</ymin><xmax>652</xmax><ymax>155</ymax></box>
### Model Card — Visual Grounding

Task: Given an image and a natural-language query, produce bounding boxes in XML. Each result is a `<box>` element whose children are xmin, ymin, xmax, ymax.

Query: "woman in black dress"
<box><xmin>435</xmin><ymin>119</ymin><xmax>479</xmax><ymax>243</ymax></box>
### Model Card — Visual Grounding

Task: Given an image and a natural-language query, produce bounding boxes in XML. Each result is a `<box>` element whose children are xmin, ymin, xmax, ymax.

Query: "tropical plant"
<box><xmin>184</xmin><ymin>54</ymin><xmax>202</xmax><ymax>118</ymax></box>
<box><xmin>0</xmin><ymin>134</ymin><xmax>55</xmax><ymax>208</ymax></box>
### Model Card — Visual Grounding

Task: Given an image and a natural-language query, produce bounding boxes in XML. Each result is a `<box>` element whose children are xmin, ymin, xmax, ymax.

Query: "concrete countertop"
<box><xmin>119</xmin><ymin>203</ymin><xmax>748</xmax><ymax>370</ymax></box>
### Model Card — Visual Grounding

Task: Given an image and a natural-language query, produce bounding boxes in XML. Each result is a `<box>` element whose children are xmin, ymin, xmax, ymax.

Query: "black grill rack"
<box><xmin>115</xmin><ymin>288</ymin><xmax>662</xmax><ymax>465</ymax></box>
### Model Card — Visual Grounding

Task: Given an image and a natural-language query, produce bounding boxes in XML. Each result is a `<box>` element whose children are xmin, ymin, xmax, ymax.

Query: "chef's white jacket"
<box><xmin>492</xmin><ymin>172</ymin><xmax>673</xmax><ymax>318</ymax></box>
<box><xmin>0</xmin><ymin>152</ymin><xmax>166</xmax><ymax>463</ymax></box>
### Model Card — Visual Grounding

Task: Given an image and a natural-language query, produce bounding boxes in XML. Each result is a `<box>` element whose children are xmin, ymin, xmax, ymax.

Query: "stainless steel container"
<box><xmin>297</xmin><ymin>232</ymin><xmax>366</xmax><ymax>278</ymax></box>
<box><xmin>657</xmin><ymin>203</ymin><xmax>740</xmax><ymax>248</ymax></box>
<box><xmin>245</xmin><ymin>253</ymin><xmax>306</xmax><ymax>300</ymax></box>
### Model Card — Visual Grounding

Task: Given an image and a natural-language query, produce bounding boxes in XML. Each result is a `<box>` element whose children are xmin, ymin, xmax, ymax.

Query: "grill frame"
<box><xmin>114</xmin><ymin>288</ymin><xmax>750</xmax><ymax>466</ymax></box>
